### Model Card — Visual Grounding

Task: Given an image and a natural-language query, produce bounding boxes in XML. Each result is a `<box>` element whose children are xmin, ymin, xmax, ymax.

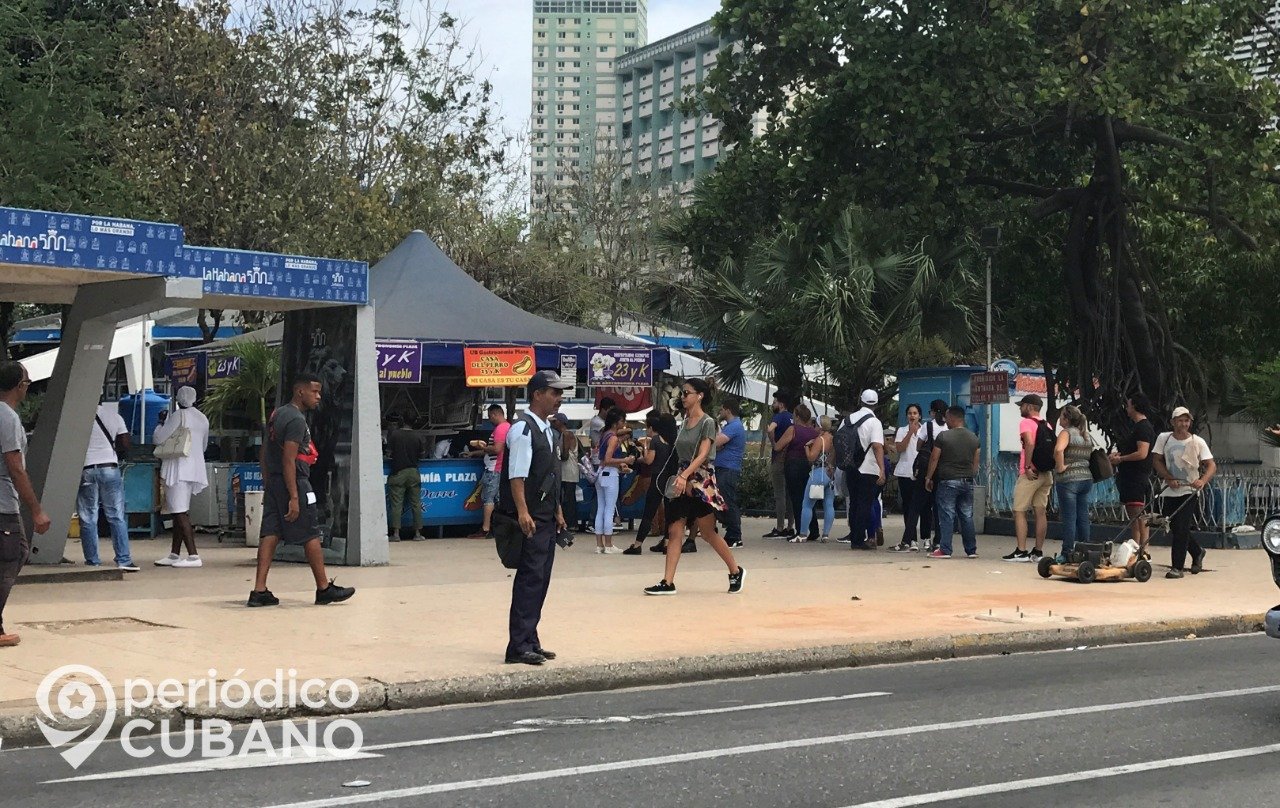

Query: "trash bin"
<box><xmin>244</xmin><ymin>490</ymin><xmax>264</xmax><ymax>547</ymax></box>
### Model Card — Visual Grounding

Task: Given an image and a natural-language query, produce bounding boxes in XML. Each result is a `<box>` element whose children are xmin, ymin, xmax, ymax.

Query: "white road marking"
<box><xmin>362</xmin><ymin>727</ymin><xmax>541</xmax><ymax>751</ymax></box>
<box><xmin>45</xmin><ymin>749</ymin><xmax>383</xmax><ymax>783</ymax></box>
<box><xmin>257</xmin><ymin>683</ymin><xmax>1280</xmax><ymax>808</ymax></box>
<box><xmin>843</xmin><ymin>743</ymin><xmax>1280</xmax><ymax>807</ymax></box>
<box><xmin>512</xmin><ymin>692</ymin><xmax>892</xmax><ymax>726</ymax></box>
<box><xmin>41</xmin><ymin>729</ymin><xmax>540</xmax><ymax>784</ymax></box>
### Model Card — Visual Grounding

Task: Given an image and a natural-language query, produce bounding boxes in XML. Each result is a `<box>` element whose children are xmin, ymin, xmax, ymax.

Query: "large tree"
<box><xmin>689</xmin><ymin>0</ymin><xmax>1280</xmax><ymax>431</ymax></box>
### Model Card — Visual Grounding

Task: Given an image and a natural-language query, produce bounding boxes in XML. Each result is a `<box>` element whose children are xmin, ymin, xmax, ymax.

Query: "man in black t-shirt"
<box><xmin>1110</xmin><ymin>393</ymin><xmax>1157</xmax><ymax>549</ymax></box>
<box><xmin>385</xmin><ymin>415</ymin><xmax>425</xmax><ymax>540</ymax></box>
<box><xmin>248</xmin><ymin>372</ymin><xmax>355</xmax><ymax>608</ymax></box>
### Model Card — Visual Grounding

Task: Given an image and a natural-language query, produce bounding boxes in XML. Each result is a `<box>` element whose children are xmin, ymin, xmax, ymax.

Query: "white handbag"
<box><xmin>154</xmin><ymin>409</ymin><xmax>191</xmax><ymax>460</ymax></box>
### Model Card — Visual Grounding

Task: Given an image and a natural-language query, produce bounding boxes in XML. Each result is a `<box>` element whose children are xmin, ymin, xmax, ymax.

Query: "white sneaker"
<box><xmin>602</xmin><ymin>546</ymin><xmax>624</xmax><ymax>554</ymax></box>
<box><xmin>172</xmin><ymin>556</ymin><xmax>203</xmax><ymax>568</ymax></box>
<box><xmin>154</xmin><ymin>553</ymin><xmax>179</xmax><ymax>567</ymax></box>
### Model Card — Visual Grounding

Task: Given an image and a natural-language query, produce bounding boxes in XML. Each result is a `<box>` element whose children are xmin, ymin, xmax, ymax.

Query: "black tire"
<box><xmin>1077</xmin><ymin>560</ymin><xmax>1096</xmax><ymax>584</ymax></box>
<box><xmin>1133</xmin><ymin>559</ymin><xmax>1152</xmax><ymax>583</ymax></box>
<box><xmin>1037</xmin><ymin>556</ymin><xmax>1054</xmax><ymax>578</ymax></box>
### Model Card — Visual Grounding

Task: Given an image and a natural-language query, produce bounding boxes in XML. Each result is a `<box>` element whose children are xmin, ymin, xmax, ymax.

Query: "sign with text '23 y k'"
<box><xmin>376</xmin><ymin>341</ymin><xmax>422</xmax><ymax>384</ymax></box>
<box><xmin>588</xmin><ymin>348</ymin><xmax>653</xmax><ymax>387</ymax></box>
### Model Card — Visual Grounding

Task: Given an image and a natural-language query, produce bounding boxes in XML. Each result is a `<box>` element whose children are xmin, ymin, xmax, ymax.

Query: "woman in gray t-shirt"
<box><xmin>643</xmin><ymin>378</ymin><xmax>744</xmax><ymax>597</ymax></box>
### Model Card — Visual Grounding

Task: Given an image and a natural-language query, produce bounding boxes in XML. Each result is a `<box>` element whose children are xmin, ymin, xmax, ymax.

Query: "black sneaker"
<box><xmin>315</xmin><ymin>580</ymin><xmax>355</xmax><ymax>605</ymax></box>
<box><xmin>247</xmin><ymin>589</ymin><xmax>280</xmax><ymax>607</ymax></box>
<box><xmin>1165</xmin><ymin>569</ymin><xmax>1184</xmax><ymax>579</ymax></box>
<box><xmin>1002</xmin><ymin>550</ymin><xmax>1030</xmax><ymax>562</ymax></box>
<box><xmin>1029</xmin><ymin>549</ymin><xmax>1044</xmax><ymax>561</ymax></box>
<box><xmin>649</xmin><ymin>542</ymin><xmax>667</xmax><ymax>553</ymax></box>
<box><xmin>889</xmin><ymin>542</ymin><xmax>914</xmax><ymax>553</ymax></box>
<box><xmin>728</xmin><ymin>566</ymin><xmax>746</xmax><ymax>594</ymax></box>
<box><xmin>681</xmin><ymin>539</ymin><xmax>697</xmax><ymax>553</ymax></box>
<box><xmin>644</xmin><ymin>580</ymin><xmax>677</xmax><ymax>596</ymax></box>
<box><xmin>726</xmin><ymin>539</ymin><xmax>744</xmax><ymax>548</ymax></box>
<box><xmin>1190</xmin><ymin>549</ymin><xmax>1206</xmax><ymax>574</ymax></box>
<box><xmin>762</xmin><ymin>528</ymin><xmax>786</xmax><ymax>538</ymax></box>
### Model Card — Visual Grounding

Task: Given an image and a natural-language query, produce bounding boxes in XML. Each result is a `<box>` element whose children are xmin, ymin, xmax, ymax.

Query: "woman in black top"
<box><xmin>624</xmin><ymin>412</ymin><xmax>677</xmax><ymax>554</ymax></box>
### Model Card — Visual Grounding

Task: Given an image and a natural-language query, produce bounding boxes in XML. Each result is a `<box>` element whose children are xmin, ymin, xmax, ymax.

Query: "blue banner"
<box><xmin>0</xmin><ymin>206</ymin><xmax>183</xmax><ymax>274</ymax></box>
<box><xmin>177</xmin><ymin>245</ymin><xmax>368</xmax><ymax>304</ymax></box>
<box><xmin>388</xmin><ymin>458</ymin><xmax>485</xmax><ymax>527</ymax></box>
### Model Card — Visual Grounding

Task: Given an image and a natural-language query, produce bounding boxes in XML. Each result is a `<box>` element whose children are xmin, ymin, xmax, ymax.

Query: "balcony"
<box><xmin>639</xmin><ymin>73</ymin><xmax>654</xmax><ymax>89</ymax></box>
<box><xmin>639</xmin><ymin>89</ymin><xmax>653</xmax><ymax>104</ymax></box>
<box><xmin>680</xmin><ymin>133</ymin><xmax>695</xmax><ymax>148</ymax></box>
<box><xmin>680</xmin><ymin>148</ymin><xmax>695</xmax><ymax>164</ymax></box>
<box><xmin>680</xmin><ymin>117</ymin><xmax>696</xmax><ymax>134</ymax></box>
<box><xmin>659</xmin><ymin>154</ymin><xmax>673</xmax><ymax>169</ymax></box>
<box><xmin>659</xmin><ymin>124</ymin><xmax>674</xmax><ymax>139</ymax></box>
<box><xmin>658</xmin><ymin>139</ymin><xmax>673</xmax><ymax>155</ymax></box>
<box><xmin>703</xmin><ymin>141</ymin><xmax>719</xmax><ymax>157</ymax></box>
<box><xmin>639</xmin><ymin>132</ymin><xmax>653</xmax><ymax>147</ymax></box>
<box><xmin>659</xmin><ymin>65</ymin><xmax>675</xmax><ymax>80</ymax></box>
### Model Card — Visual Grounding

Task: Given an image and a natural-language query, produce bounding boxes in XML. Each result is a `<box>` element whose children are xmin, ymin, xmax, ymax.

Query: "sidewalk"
<box><xmin>1</xmin><ymin>518</ymin><xmax>1273</xmax><ymax>744</ymax></box>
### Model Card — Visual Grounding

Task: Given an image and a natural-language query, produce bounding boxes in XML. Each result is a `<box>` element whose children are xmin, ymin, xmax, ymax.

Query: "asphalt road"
<box><xmin>6</xmin><ymin>634</ymin><xmax>1280</xmax><ymax>807</ymax></box>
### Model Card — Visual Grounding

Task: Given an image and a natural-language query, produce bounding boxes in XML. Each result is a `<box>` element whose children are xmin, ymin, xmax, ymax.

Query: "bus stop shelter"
<box><xmin>0</xmin><ymin>206</ymin><xmax>387</xmax><ymax>566</ymax></box>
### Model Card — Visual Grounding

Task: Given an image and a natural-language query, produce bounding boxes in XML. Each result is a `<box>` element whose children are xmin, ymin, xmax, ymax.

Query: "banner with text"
<box><xmin>463</xmin><ymin>346</ymin><xmax>536</xmax><ymax>387</ymax></box>
<box><xmin>587</xmin><ymin>347</ymin><xmax>652</xmax><ymax>387</ymax></box>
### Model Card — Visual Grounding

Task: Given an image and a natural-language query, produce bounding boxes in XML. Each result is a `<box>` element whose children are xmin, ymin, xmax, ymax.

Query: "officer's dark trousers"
<box><xmin>507</xmin><ymin>516</ymin><xmax>557</xmax><ymax>657</ymax></box>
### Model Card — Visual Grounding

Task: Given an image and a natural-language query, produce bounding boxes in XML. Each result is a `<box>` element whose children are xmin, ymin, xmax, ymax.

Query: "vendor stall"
<box><xmin>183</xmin><ymin>230</ymin><xmax>669</xmax><ymax>537</ymax></box>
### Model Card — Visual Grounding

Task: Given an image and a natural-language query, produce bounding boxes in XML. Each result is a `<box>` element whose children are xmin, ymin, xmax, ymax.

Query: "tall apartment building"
<box><xmin>1233</xmin><ymin>2</ymin><xmax>1280</xmax><ymax>79</ymax></box>
<box><xmin>615</xmin><ymin>20</ymin><xmax>764</xmax><ymax>203</ymax></box>
<box><xmin>530</xmin><ymin>0</ymin><xmax>648</xmax><ymax>214</ymax></box>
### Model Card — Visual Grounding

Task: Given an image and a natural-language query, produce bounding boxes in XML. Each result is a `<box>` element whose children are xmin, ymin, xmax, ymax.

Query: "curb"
<box><xmin>0</xmin><ymin>613</ymin><xmax>1264</xmax><ymax>750</ymax></box>
<box><xmin>17</xmin><ymin>567</ymin><xmax>125</xmax><ymax>585</ymax></box>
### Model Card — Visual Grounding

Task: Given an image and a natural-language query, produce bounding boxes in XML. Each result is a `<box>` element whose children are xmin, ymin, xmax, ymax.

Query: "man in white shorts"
<box><xmin>153</xmin><ymin>386</ymin><xmax>210</xmax><ymax>568</ymax></box>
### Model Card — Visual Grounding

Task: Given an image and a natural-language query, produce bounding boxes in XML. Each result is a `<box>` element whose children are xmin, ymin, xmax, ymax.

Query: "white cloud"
<box><xmin>456</xmin><ymin>0</ymin><xmax>724</xmax><ymax>136</ymax></box>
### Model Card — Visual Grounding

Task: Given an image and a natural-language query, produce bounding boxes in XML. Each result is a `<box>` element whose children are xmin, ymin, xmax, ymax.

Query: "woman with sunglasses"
<box><xmin>644</xmin><ymin>378</ymin><xmax>744</xmax><ymax>595</ymax></box>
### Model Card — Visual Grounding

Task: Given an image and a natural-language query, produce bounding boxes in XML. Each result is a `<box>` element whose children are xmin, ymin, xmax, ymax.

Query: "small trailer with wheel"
<box><xmin>1038</xmin><ymin>541</ymin><xmax>1152</xmax><ymax>584</ymax></box>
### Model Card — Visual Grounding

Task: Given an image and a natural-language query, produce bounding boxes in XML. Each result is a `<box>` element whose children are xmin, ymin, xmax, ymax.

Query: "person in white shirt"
<box><xmin>1152</xmin><ymin>406</ymin><xmax>1216</xmax><ymax>579</ymax></box>
<box><xmin>838</xmin><ymin>389</ymin><xmax>885</xmax><ymax>549</ymax></box>
<box><xmin>889</xmin><ymin>403</ymin><xmax>925</xmax><ymax>552</ymax></box>
<box><xmin>78</xmin><ymin>400</ymin><xmax>136</xmax><ymax>571</ymax></box>
<box><xmin>152</xmin><ymin>386</ymin><xmax>210</xmax><ymax>568</ymax></box>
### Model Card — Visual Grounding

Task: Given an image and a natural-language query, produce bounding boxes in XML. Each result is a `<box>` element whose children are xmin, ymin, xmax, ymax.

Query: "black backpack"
<box><xmin>912</xmin><ymin>421</ymin><xmax>937</xmax><ymax>480</ymax></box>
<box><xmin>834</xmin><ymin>413</ymin><xmax>874</xmax><ymax>472</ymax></box>
<box><xmin>1029</xmin><ymin>419</ymin><xmax>1056</xmax><ymax>473</ymax></box>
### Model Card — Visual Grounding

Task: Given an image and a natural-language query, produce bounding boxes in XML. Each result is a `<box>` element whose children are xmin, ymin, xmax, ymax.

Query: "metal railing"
<box><xmin>983</xmin><ymin>454</ymin><xmax>1280</xmax><ymax>531</ymax></box>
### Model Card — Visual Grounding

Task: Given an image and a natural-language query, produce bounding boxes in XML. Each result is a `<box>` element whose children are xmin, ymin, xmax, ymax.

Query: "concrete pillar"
<box><xmin>344</xmin><ymin>303</ymin><xmax>388</xmax><ymax>566</ymax></box>
<box><xmin>25</xmin><ymin>277</ymin><xmax>202</xmax><ymax>565</ymax></box>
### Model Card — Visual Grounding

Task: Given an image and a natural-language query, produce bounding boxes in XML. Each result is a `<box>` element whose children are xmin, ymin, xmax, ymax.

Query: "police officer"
<box><xmin>499</xmin><ymin>370</ymin><xmax>573</xmax><ymax>665</ymax></box>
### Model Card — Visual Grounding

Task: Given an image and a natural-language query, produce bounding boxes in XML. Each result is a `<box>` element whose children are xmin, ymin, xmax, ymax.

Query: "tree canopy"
<box><xmin>685</xmin><ymin>0</ymin><xmax>1280</xmax><ymax>427</ymax></box>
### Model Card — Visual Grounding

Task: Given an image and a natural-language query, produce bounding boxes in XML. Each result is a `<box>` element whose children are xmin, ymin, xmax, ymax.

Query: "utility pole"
<box><xmin>979</xmin><ymin>227</ymin><xmax>1002</xmax><ymax>501</ymax></box>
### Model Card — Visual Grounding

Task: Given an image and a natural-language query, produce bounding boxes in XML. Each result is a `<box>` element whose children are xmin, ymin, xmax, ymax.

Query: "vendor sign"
<box><xmin>463</xmin><ymin>346</ymin><xmax>536</xmax><ymax>387</ymax></box>
<box><xmin>166</xmin><ymin>353</ymin><xmax>204</xmax><ymax>387</ymax></box>
<box><xmin>587</xmin><ymin>347</ymin><xmax>653</xmax><ymax>386</ymax></box>
<box><xmin>207</xmin><ymin>353</ymin><xmax>241</xmax><ymax>383</ymax></box>
<box><xmin>377</xmin><ymin>340</ymin><xmax>422</xmax><ymax>384</ymax></box>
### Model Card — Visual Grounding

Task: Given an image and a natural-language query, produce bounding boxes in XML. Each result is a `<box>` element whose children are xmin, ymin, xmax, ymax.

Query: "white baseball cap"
<box><xmin>860</xmin><ymin>389</ymin><xmax>878</xmax><ymax>406</ymax></box>
<box><xmin>1171</xmin><ymin>406</ymin><xmax>1193</xmax><ymax>420</ymax></box>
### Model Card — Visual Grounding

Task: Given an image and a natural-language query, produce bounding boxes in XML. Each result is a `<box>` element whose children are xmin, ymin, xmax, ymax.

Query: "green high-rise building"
<box><xmin>531</xmin><ymin>0</ymin><xmax>648</xmax><ymax>214</ymax></box>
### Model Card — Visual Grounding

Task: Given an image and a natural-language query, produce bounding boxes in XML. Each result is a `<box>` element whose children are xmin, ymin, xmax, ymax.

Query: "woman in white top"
<box><xmin>889</xmin><ymin>403</ymin><xmax>925</xmax><ymax>552</ymax></box>
<box><xmin>153</xmin><ymin>386</ymin><xmax>210</xmax><ymax>568</ymax></box>
<box><xmin>1152</xmin><ymin>406</ymin><xmax>1216</xmax><ymax>579</ymax></box>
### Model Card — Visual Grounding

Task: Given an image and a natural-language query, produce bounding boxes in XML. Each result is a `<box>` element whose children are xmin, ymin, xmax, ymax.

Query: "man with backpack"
<box><xmin>835</xmin><ymin>389</ymin><xmax>885</xmax><ymax>550</ymax></box>
<box><xmin>1004</xmin><ymin>393</ymin><xmax>1055</xmax><ymax>562</ymax></box>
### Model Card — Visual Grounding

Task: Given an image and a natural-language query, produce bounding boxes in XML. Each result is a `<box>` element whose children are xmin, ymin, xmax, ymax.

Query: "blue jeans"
<box><xmin>936</xmin><ymin>479</ymin><xmax>976</xmax><ymax>556</ymax></box>
<box><xmin>78</xmin><ymin>465</ymin><xmax>132</xmax><ymax>566</ymax></box>
<box><xmin>800</xmin><ymin>470</ymin><xmax>835</xmax><ymax>537</ymax></box>
<box><xmin>1055</xmin><ymin>479</ymin><xmax>1093</xmax><ymax>558</ymax></box>
<box><xmin>716</xmin><ymin>466</ymin><xmax>742</xmax><ymax>542</ymax></box>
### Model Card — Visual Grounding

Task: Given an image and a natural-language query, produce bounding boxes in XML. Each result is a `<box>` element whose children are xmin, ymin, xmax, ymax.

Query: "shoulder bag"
<box><xmin>153</xmin><ymin>409</ymin><xmax>191</xmax><ymax>460</ymax></box>
<box><xmin>1087</xmin><ymin>429</ymin><xmax>1114</xmax><ymax>483</ymax></box>
<box><xmin>808</xmin><ymin>436</ymin><xmax>831</xmax><ymax>499</ymax></box>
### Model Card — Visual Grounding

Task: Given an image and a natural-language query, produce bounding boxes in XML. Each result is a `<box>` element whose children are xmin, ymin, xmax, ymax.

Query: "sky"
<box><xmin>458</xmin><ymin>0</ymin><xmax>723</xmax><ymax>135</ymax></box>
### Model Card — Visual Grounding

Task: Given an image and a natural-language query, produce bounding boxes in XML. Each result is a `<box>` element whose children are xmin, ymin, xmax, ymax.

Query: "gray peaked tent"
<box><xmin>194</xmin><ymin>230</ymin><xmax>662</xmax><ymax>366</ymax></box>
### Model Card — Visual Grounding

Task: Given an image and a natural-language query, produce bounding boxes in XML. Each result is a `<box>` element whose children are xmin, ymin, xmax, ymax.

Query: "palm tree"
<box><xmin>661</xmin><ymin>205</ymin><xmax>977</xmax><ymax>403</ymax></box>
<box><xmin>201</xmin><ymin>340</ymin><xmax>281</xmax><ymax>430</ymax></box>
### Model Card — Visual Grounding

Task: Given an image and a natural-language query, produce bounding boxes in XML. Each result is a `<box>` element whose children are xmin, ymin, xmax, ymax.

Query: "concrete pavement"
<box><xmin>0</xmin><ymin>517</ymin><xmax>1275</xmax><ymax>746</ymax></box>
